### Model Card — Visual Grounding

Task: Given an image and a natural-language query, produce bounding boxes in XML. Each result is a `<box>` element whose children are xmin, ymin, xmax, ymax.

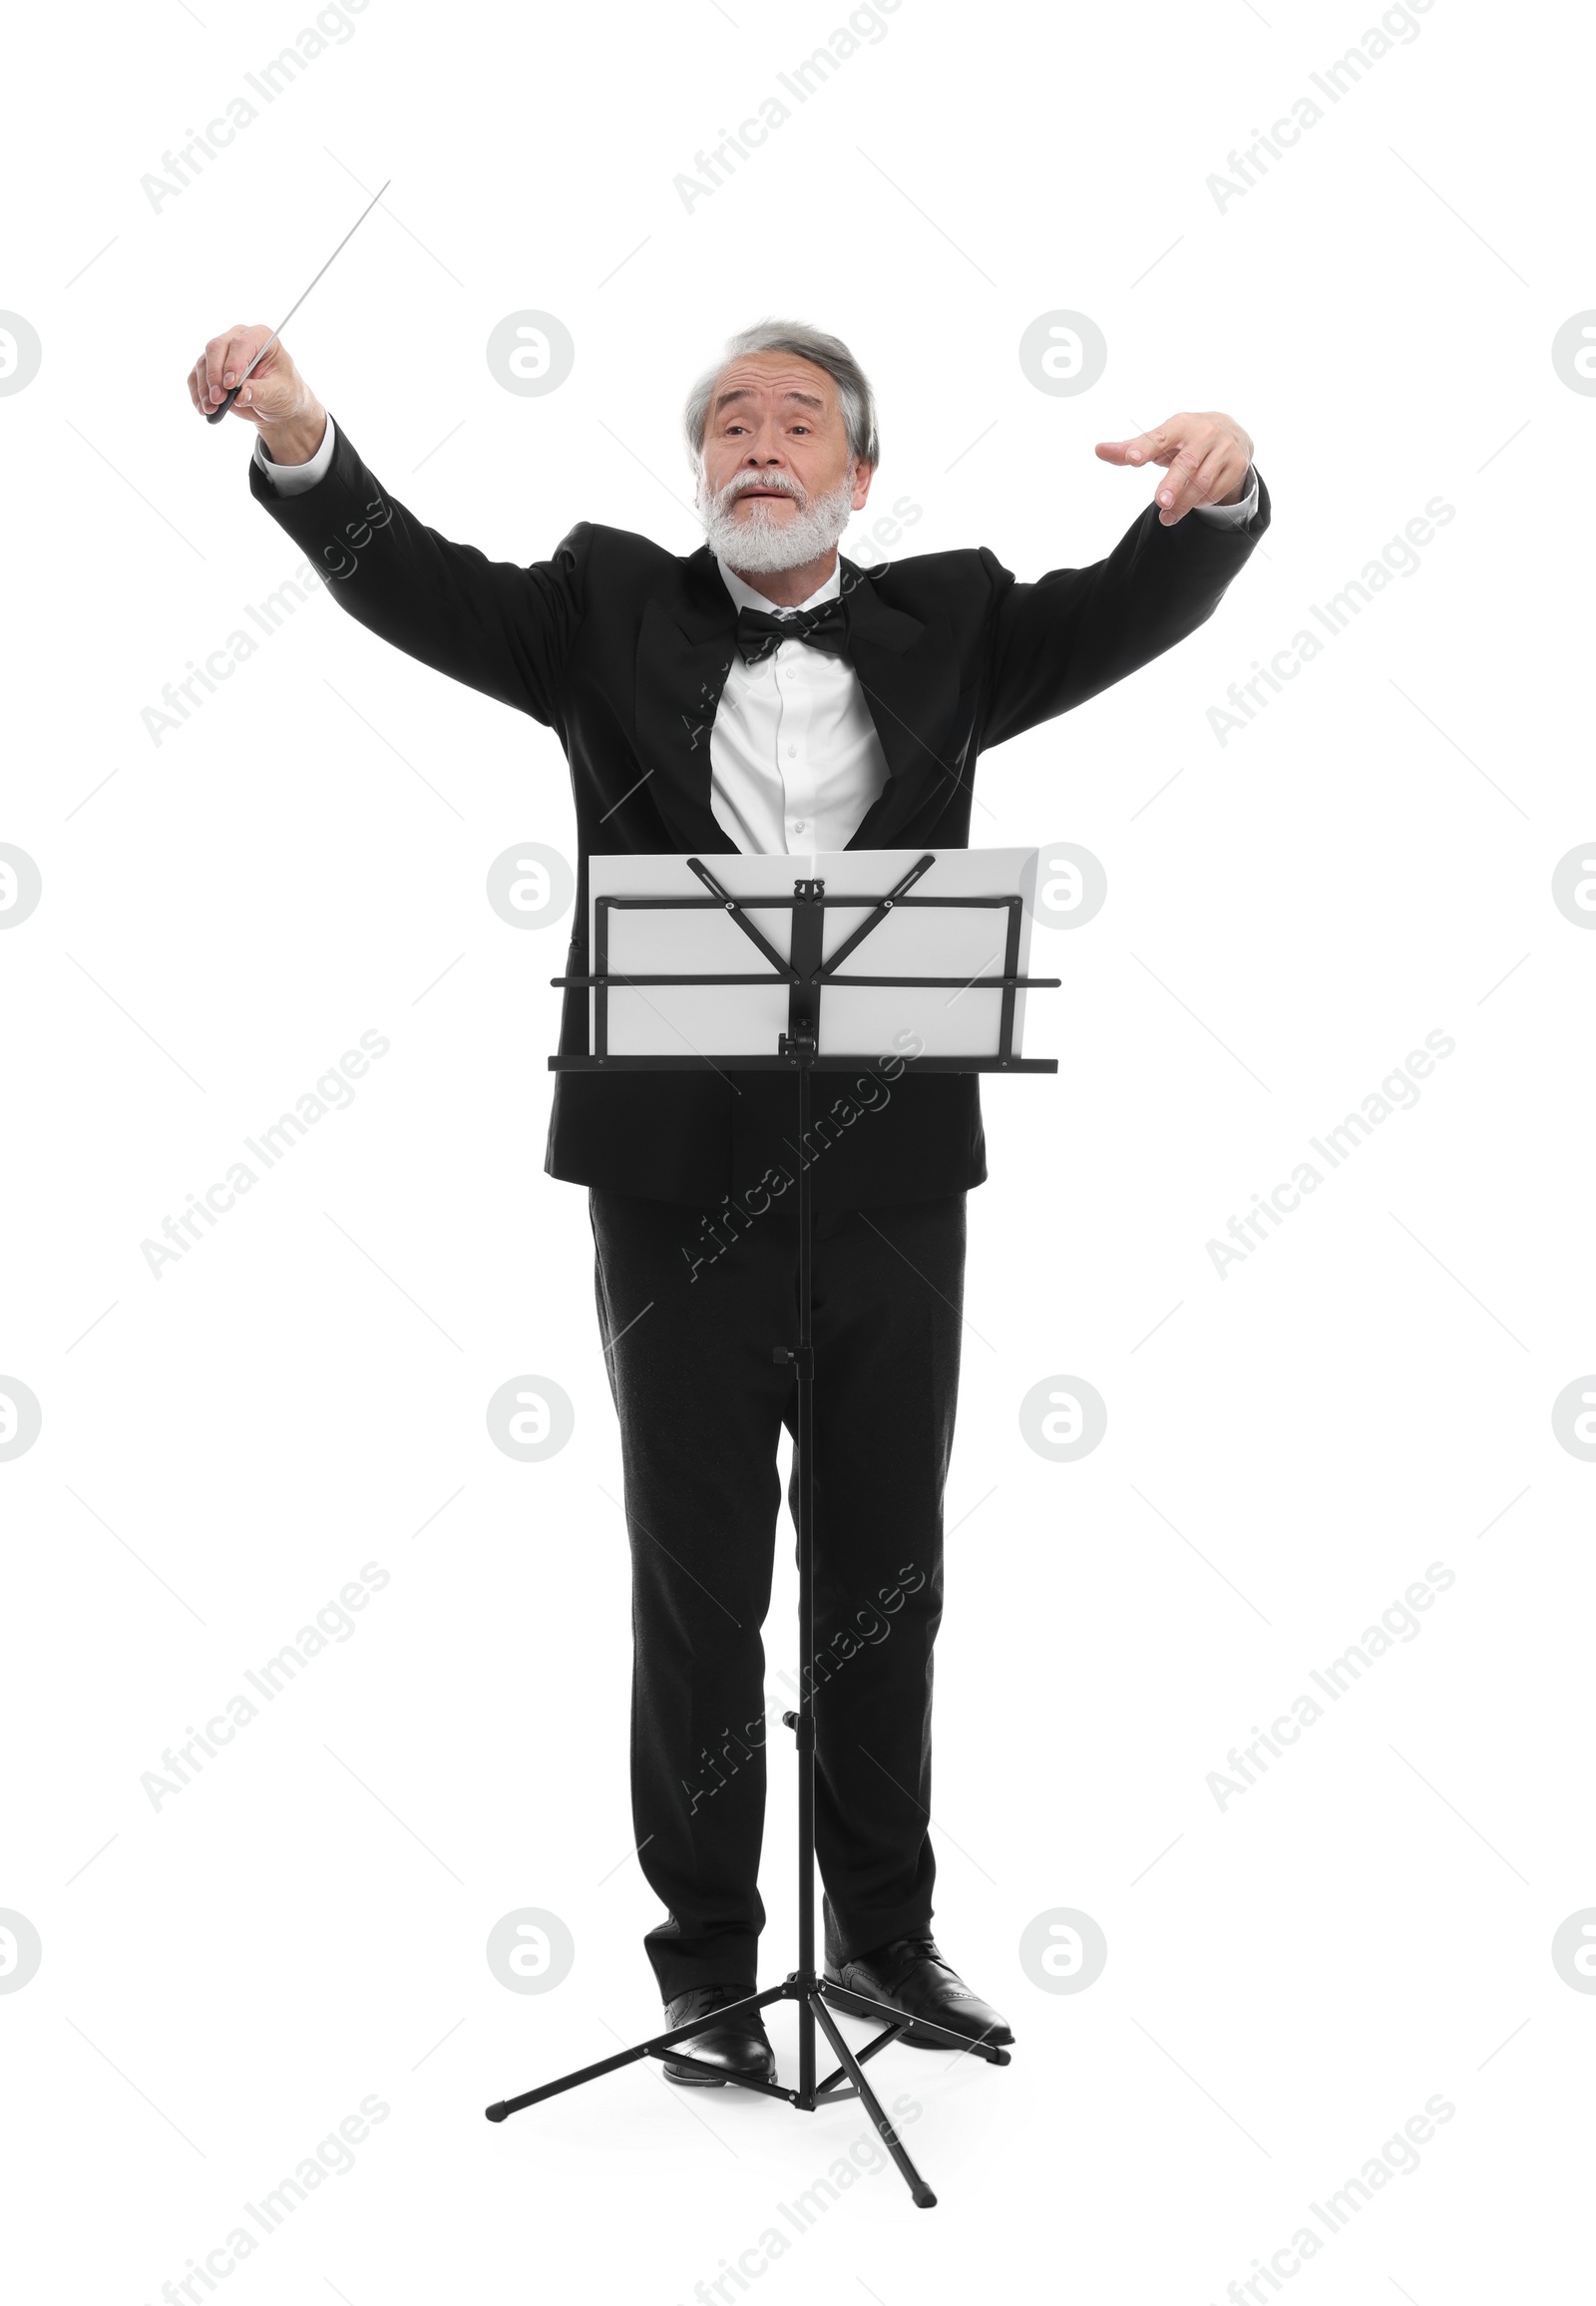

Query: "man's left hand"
<box><xmin>1094</xmin><ymin>413</ymin><xmax>1255</xmax><ymax>525</ymax></box>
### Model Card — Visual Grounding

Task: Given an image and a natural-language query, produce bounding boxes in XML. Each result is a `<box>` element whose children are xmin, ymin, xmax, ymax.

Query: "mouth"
<box><xmin>732</xmin><ymin>488</ymin><xmax>796</xmax><ymax>505</ymax></box>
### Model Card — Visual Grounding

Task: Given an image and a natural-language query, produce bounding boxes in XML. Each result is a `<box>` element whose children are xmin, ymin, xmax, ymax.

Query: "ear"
<box><xmin>850</xmin><ymin>460</ymin><xmax>876</xmax><ymax>513</ymax></box>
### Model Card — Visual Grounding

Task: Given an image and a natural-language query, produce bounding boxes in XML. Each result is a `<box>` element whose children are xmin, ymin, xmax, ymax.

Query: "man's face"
<box><xmin>698</xmin><ymin>351</ymin><xmax>874</xmax><ymax>535</ymax></box>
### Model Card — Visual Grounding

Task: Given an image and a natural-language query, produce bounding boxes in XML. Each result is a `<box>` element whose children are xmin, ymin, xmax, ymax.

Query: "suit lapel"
<box><xmin>629</xmin><ymin>547</ymin><xmax>961</xmax><ymax>857</ymax></box>
<box><xmin>631</xmin><ymin>548</ymin><xmax>742</xmax><ymax>854</ymax></box>
<box><xmin>837</xmin><ymin>558</ymin><xmax>963</xmax><ymax>850</ymax></box>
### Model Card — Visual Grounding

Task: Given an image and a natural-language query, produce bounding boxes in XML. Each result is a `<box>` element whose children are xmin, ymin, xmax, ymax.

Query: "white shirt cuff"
<box><xmin>1190</xmin><ymin>462</ymin><xmax>1259</xmax><ymax>528</ymax></box>
<box><xmin>253</xmin><ymin>414</ymin><xmax>337</xmax><ymax>494</ymax></box>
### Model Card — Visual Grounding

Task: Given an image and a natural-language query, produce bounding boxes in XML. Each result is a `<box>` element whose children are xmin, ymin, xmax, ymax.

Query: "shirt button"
<box><xmin>792</xmin><ymin>820</ymin><xmax>806</xmax><ymax>832</ymax></box>
<box><xmin>787</xmin><ymin>745</ymin><xmax>797</xmax><ymax>757</ymax></box>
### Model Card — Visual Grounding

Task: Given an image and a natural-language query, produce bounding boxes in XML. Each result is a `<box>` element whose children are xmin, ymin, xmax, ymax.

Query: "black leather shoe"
<box><xmin>823</xmin><ymin>1935</ymin><xmax>1014</xmax><ymax>2049</ymax></box>
<box><xmin>659</xmin><ymin>1984</ymin><xmax>776</xmax><ymax>2087</ymax></box>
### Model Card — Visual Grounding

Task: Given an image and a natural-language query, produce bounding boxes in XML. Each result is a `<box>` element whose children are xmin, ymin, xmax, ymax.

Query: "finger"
<box><xmin>202</xmin><ymin>326</ymin><xmax>261</xmax><ymax>410</ymax></box>
<box><xmin>200</xmin><ymin>332</ymin><xmax>231</xmax><ymax>410</ymax></box>
<box><xmin>1096</xmin><ymin>428</ymin><xmax>1173</xmax><ymax>469</ymax></box>
<box><xmin>233</xmin><ymin>333</ymin><xmax>284</xmax><ymax>414</ymax></box>
<box><xmin>1152</xmin><ymin>439</ymin><xmax>1215</xmax><ymax>522</ymax></box>
<box><xmin>215</xmin><ymin>325</ymin><xmax>264</xmax><ymax>403</ymax></box>
<box><xmin>1158</xmin><ymin>444</ymin><xmax>1233</xmax><ymax>522</ymax></box>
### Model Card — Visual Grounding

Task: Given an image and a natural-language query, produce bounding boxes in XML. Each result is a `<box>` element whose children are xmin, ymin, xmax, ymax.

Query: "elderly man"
<box><xmin>191</xmin><ymin>316</ymin><xmax>1267</xmax><ymax>2084</ymax></box>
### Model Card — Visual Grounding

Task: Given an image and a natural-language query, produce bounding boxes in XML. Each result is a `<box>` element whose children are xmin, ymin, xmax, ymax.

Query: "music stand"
<box><xmin>485</xmin><ymin>850</ymin><xmax>1058</xmax><ymax>2209</ymax></box>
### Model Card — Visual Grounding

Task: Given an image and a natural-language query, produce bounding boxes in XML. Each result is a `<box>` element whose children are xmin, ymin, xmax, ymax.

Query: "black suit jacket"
<box><xmin>250</xmin><ymin>419</ymin><xmax>1270</xmax><ymax>1210</ymax></box>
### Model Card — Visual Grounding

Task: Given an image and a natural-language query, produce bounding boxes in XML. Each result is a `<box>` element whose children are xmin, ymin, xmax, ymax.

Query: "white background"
<box><xmin>2</xmin><ymin>0</ymin><xmax>1591</xmax><ymax>2298</ymax></box>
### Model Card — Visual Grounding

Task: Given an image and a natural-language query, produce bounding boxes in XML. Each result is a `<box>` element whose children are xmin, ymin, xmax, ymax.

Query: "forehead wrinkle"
<box><xmin>711</xmin><ymin>382</ymin><xmax>829</xmax><ymax>417</ymax></box>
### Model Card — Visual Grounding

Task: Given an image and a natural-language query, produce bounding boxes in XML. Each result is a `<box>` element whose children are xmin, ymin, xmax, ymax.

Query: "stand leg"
<box><xmin>485</xmin><ymin>1985</ymin><xmax>797</xmax><ymax>2118</ymax></box>
<box><xmin>808</xmin><ymin>1990</ymin><xmax>937</xmax><ymax>2207</ymax></box>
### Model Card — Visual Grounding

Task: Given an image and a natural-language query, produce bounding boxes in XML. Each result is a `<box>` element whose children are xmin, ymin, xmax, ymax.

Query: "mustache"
<box><xmin>716</xmin><ymin>474</ymin><xmax>806</xmax><ymax>510</ymax></box>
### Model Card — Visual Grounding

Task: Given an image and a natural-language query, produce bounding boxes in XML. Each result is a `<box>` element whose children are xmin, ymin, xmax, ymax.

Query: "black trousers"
<box><xmin>589</xmin><ymin>1182</ymin><xmax>968</xmax><ymax>2001</ymax></box>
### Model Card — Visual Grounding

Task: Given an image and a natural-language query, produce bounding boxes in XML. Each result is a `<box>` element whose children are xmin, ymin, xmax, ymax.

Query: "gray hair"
<box><xmin>683</xmin><ymin>318</ymin><xmax>880</xmax><ymax>471</ymax></box>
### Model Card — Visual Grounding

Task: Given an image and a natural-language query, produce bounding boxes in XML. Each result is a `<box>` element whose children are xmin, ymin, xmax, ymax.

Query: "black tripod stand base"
<box><xmin>485</xmin><ymin>1972</ymin><xmax>1006</xmax><ymax>2204</ymax></box>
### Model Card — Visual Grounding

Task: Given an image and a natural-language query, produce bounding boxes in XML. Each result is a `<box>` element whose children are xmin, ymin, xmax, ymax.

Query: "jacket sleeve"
<box><xmin>246</xmin><ymin>411</ymin><xmax>589</xmax><ymax>727</ymax></box>
<box><xmin>977</xmin><ymin>472</ymin><xmax>1271</xmax><ymax>751</ymax></box>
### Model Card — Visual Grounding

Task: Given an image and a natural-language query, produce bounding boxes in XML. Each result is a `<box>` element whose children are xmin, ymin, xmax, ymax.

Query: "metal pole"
<box><xmin>795</xmin><ymin>1045</ymin><xmax>816</xmax><ymax>2104</ymax></box>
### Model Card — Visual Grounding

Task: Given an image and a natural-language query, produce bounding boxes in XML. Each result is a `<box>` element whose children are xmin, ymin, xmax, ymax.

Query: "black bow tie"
<box><xmin>734</xmin><ymin>596</ymin><xmax>850</xmax><ymax>666</ymax></box>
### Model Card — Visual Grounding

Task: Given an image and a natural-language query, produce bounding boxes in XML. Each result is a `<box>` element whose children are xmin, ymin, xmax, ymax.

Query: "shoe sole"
<box><xmin>661</xmin><ymin>2061</ymin><xmax>776</xmax><ymax>2087</ymax></box>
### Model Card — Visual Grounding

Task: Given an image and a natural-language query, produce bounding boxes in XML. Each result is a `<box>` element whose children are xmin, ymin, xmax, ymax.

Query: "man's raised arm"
<box><xmin>189</xmin><ymin>323</ymin><xmax>586</xmax><ymax>726</ymax></box>
<box><xmin>979</xmin><ymin>409</ymin><xmax>1268</xmax><ymax>751</ymax></box>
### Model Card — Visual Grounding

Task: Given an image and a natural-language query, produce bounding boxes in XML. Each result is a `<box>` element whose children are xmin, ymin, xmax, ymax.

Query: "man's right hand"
<box><xmin>188</xmin><ymin>325</ymin><xmax>328</xmax><ymax>466</ymax></box>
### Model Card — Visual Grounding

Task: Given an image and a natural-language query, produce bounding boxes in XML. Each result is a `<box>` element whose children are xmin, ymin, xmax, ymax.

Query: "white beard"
<box><xmin>694</xmin><ymin>469</ymin><xmax>858</xmax><ymax>574</ymax></box>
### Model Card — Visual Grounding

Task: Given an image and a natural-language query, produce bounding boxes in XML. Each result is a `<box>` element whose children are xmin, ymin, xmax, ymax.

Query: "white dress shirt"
<box><xmin>256</xmin><ymin>422</ymin><xmax>1260</xmax><ymax>854</ymax></box>
<box><xmin>707</xmin><ymin>554</ymin><xmax>893</xmax><ymax>855</ymax></box>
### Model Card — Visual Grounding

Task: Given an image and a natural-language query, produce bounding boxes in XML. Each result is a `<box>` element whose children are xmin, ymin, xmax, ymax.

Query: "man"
<box><xmin>190</xmin><ymin>317</ymin><xmax>1267</xmax><ymax>2084</ymax></box>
